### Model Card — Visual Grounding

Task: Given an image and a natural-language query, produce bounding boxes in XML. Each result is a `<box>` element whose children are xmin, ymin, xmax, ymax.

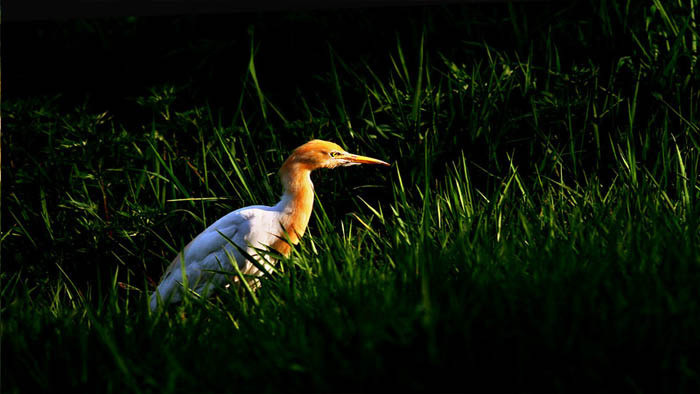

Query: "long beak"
<box><xmin>343</xmin><ymin>153</ymin><xmax>391</xmax><ymax>167</ymax></box>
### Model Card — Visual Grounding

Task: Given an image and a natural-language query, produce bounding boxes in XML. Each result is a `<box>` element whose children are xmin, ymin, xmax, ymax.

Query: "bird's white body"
<box><xmin>149</xmin><ymin>192</ymin><xmax>304</xmax><ymax>311</ymax></box>
<box><xmin>149</xmin><ymin>139</ymin><xmax>389</xmax><ymax>311</ymax></box>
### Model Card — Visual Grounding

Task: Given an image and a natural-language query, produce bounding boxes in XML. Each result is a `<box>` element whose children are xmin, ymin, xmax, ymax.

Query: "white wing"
<box><xmin>149</xmin><ymin>205</ymin><xmax>284</xmax><ymax>310</ymax></box>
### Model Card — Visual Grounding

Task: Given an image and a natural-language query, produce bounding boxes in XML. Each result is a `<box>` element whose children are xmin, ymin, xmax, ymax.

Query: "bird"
<box><xmin>149</xmin><ymin>139</ymin><xmax>390</xmax><ymax>310</ymax></box>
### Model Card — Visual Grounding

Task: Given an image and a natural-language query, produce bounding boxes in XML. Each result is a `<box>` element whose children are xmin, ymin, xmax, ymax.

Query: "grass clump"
<box><xmin>2</xmin><ymin>1</ymin><xmax>700</xmax><ymax>392</ymax></box>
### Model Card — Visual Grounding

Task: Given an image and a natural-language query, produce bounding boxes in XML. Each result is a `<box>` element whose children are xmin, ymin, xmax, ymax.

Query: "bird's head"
<box><xmin>282</xmin><ymin>139</ymin><xmax>390</xmax><ymax>171</ymax></box>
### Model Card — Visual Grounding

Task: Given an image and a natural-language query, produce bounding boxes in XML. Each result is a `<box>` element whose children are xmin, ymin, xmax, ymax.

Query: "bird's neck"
<box><xmin>273</xmin><ymin>163</ymin><xmax>315</xmax><ymax>256</ymax></box>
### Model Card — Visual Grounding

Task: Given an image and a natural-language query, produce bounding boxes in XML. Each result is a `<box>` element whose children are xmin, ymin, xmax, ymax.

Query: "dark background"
<box><xmin>3</xmin><ymin>2</ymin><xmax>594</xmax><ymax>115</ymax></box>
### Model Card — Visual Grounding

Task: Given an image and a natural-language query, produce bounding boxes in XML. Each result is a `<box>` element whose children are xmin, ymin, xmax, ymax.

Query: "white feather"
<box><xmin>149</xmin><ymin>196</ymin><xmax>293</xmax><ymax>311</ymax></box>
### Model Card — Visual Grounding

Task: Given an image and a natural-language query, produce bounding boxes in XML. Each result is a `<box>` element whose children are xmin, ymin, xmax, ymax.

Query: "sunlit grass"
<box><xmin>3</xmin><ymin>1</ymin><xmax>700</xmax><ymax>392</ymax></box>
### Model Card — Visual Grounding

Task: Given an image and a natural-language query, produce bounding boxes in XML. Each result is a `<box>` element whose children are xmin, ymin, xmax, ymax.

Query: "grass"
<box><xmin>2</xmin><ymin>1</ymin><xmax>700</xmax><ymax>392</ymax></box>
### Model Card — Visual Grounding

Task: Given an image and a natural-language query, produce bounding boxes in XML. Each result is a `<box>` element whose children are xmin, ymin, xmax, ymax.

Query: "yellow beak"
<box><xmin>342</xmin><ymin>153</ymin><xmax>391</xmax><ymax>167</ymax></box>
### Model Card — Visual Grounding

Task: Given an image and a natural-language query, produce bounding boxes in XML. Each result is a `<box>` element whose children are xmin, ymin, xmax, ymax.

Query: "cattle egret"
<box><xmin>149</xmin><ymin>139</ymin><xmax>390</xmax><ymax>310</ymax></box>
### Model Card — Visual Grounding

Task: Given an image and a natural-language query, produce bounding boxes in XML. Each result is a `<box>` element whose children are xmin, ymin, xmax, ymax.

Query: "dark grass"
<box><xmin>3</xmin><ymin>1</ymin><xmax>700</xmax><ymax>392</ymax></box>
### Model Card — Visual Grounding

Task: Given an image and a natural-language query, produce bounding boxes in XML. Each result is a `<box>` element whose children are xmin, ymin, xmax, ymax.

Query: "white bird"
<box><xmin>149</xmin><ymin>139</ymin><xmax>390</xmax><ymax>310</ymax></box>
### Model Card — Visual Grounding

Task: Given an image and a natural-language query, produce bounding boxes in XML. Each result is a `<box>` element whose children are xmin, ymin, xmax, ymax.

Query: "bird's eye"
<box><xmin>329</xmin><ymin>151</ymin><xmax>340</xmax><ymax>158</ymax></box>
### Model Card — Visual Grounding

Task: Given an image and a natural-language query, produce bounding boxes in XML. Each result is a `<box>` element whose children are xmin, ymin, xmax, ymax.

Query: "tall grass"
<box><xmin>2</xmin><ymin>1</ymin><xmax>700</xmax><ymax>392</ymax></box>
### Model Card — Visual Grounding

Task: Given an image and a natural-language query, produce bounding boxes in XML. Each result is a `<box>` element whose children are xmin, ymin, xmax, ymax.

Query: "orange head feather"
<box><xmin>272</xmin><ymin>139</ymin><xmax>390</xmax><ymax>255</ymax></box>
<box><xmin>280</xmin><ymin>139</ymin><xmax>390</xmax><ymax>176</ymax></box>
